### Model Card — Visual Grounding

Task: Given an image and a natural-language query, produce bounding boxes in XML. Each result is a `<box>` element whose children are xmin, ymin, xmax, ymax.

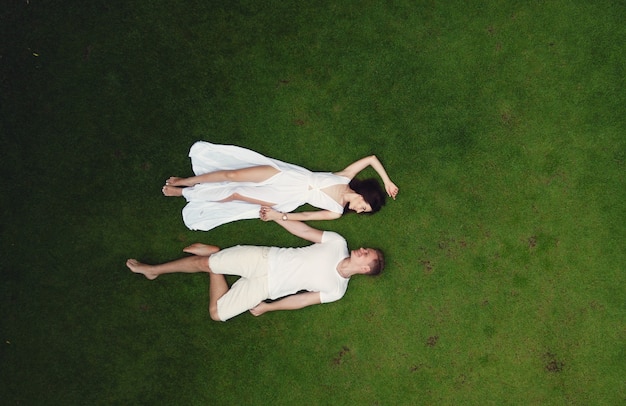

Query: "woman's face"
<box><xmin>350</xmin><ymin>195</ymin><xmax>373</xmax><ymax>213</ymax></box>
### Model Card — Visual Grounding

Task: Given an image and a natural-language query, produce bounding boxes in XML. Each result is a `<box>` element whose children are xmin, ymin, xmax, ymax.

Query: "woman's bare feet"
<box><xmin>166</xmin><ymin>176</ymin><xmax>185</xmax><ymax>186</ymax></box>
<box><xmin>126</xmin><ymin>259</ymin><xmax>158</xmax><ymax>280</ymax></box>
<box><xmin>162</xmin><ymin>185</ymin><xmax>184</xmax><ymax>197</ymax></box>
<box><xmin>162</xmin><ymin>176</ymin><xmax>189</xmax><ymax>196</ymax></box>
<box><xmin>183</xmin><ymin>243</ymin><xmax>221</xmax><ymax>256</ymax></box>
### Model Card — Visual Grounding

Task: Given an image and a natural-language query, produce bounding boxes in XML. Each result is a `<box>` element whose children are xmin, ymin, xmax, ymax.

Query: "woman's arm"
<box><xmin>334</xmin><ymin>155</ymin><xmax>399</xmax><ymax>199</ymax></box>
<box><xmin>260</xmin><ymin>207</ymin><xmax>325</xmax><ymax>243</ymax></box>
<box><xmin>260</xmin><ymin>207</ymin><xmax>342</xmax><ymax>222</ymax></box>
<box><xmin>249</xmin><ymin>292</ymin><xmax>322</xmax><ymax>316</ymax></box>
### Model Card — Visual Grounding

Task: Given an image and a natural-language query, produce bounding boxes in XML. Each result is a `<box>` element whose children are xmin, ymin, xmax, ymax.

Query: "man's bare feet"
<box><xmin>183</xmin><ymin>243</ymin><xmax>221</xmax><ymax>256</ymax></box>
<box><xmin>162</xmin><ymin>185</ymin><xmax>184</xmax><ymax>197</ymax></box>
<box><xmin>126</xmin><ymin>259</ymin><xmax>158</xmax><ymax>280</ymax></box>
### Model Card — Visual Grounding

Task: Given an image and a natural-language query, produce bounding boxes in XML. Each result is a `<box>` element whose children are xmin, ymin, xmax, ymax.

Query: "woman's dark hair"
<box><xmin>344</xmin><ymin>178</ymin><xmax>386</xmax><ymax>214</ymax></box>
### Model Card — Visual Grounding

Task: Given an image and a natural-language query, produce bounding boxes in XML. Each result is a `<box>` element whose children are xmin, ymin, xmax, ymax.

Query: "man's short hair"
<box><xmin>367</xmin><ymin>248</ymin><xmax>385</xmax><ymax>276</ymax></box>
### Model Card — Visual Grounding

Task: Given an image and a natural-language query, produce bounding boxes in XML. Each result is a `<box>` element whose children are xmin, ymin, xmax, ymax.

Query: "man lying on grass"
<box><xmin>126</xmin><ymin>206</ymin><xmax>384</xmax><ymax>321</ymax></box>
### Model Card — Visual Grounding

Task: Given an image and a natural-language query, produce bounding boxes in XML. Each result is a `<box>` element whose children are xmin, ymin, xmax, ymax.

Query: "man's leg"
<box><xmin>126</xmin><ymin>247</ymin><xmax>232</xmax><ymax>321</ymax></box>
<box><xmin>183</xmin><ymin>243</ymin><xmax>220</xmax><ymax>256</ymax></box>
<box><xmin>126</xmin><ymin>254</ymin><xmax>212</xmax><ymax>280</ymax></box>
<box><xmin>206</xmin><ymin>245</ymin><xmax>271</xmax><ymax>321</ymax></box>
<box><xmin>208</xmin><ymin>273</ymin><xmax>230</xmax><ymax>321</ymax></box>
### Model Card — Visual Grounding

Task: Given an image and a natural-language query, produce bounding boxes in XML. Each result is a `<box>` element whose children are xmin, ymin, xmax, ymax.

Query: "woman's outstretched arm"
<box><xmin>334</xmin><ymin>155</ymin><xmax>399</xmax><ymax>199</ymax></box>
<box><xmin>260</xmin><ymin>207</ymin><xmax>324</xmax><ymax>243</ymax></box>
<box><xmin>260</xmin><ymin>207</ymin><xmax>342</xmax><ymax>222</ymax></box>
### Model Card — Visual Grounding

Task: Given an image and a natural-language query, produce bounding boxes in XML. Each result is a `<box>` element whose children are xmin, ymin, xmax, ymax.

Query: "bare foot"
<box><xmin>183</xmin><ymin>243</ymin><xmax>220</xmax><ymax>256</ymax></box>
<box><xmin>166</xmin><ymin>176</ymin><xmax>184</xmax><ymax>186</ymax></box>
<box><xmin>126</xmin><ymin>259</ymin><xmax>158</xmax><ymax>280</ymax></box>
<box><xmin>162</xmin><ymin>185</ymin><xmax>183</xmax><ymax>197</ymax></box>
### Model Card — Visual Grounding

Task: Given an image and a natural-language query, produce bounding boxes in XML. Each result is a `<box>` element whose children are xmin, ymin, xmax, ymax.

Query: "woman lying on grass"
<box><xmin>163</xmin><ymin>141</ymin><xmax>399</xmax><ymax>231</ymax></box>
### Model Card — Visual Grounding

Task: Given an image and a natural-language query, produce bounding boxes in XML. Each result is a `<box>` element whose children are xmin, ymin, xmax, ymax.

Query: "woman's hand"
<box><xmin>385</xmin><ymin>181</ymin><xmax>399</xmax><ymax>200</ymax></box>
<box><xmin>260</xmin><ymin>206</ymin><xmax>281</xmax><ymax>221</ymax></box>
<box><xmin>336</xmin><ymin>155</ymin><xmax>399</xmax><ymax>200</ymax></box>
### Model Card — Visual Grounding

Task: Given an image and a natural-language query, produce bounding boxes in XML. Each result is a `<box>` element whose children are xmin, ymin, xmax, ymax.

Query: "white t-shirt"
<box><xmin>267</xmin><ymin>231</ymin><xmax>350</xmax><ymax>303</ymax></box>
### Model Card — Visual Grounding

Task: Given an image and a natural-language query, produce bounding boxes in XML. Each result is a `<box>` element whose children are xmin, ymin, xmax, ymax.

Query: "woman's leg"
<box><xmin>217</xmin><ymin>192</ymin><xmax>276</xmax><ymax>207</ymax></box>
<box><xmin>167</xmin><ymin>165</ymin><xmax>280</xmax><ymax>187</ymax></box>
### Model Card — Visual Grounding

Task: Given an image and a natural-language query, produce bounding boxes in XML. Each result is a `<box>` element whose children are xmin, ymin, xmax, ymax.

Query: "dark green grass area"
<box><xmin>1</xmin><ymin>0</ymin><xmax>624</xmax><ymax>404</ymax></box>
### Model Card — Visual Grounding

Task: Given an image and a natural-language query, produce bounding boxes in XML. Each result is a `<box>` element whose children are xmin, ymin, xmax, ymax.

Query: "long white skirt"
<box><xmin>181</xmin><ymin>142</ymin><xmax>313</xmax><ymax>231</ymax></box>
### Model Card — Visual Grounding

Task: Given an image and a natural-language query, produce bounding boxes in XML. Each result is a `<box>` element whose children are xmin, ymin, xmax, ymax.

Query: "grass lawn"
<box><xmin>1</xmin><ymin>0</ymin><xmax>624</xmax><ymax>404</ymax></box>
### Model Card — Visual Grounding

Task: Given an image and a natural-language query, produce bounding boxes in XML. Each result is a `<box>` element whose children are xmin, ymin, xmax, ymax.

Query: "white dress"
<box><xmin>180</xmin><ymin>142</ymin><xmax>350</xmax><ymax>231</ymax></box>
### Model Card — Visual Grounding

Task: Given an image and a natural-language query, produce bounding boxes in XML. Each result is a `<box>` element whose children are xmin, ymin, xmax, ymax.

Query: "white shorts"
<box><xmin>209</xmin><ymin>245</ymin><xmax>270</xmax><ymax>321</ymax></box>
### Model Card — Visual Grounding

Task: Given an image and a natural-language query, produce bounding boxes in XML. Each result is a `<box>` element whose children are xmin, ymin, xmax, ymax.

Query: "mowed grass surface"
<box><xmin>1</xmin><ymin>0</ymin><xmax>624</xmax><ymax>404</ymax></box>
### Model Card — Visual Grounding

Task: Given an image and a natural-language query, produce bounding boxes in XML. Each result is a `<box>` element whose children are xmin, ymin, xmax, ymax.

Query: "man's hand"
<box><xmin>260</xmin><ymin>206</ymin><xmax>282</xmax><ymax>222</ymax></box>
<box><xmin>249</xmin><ymin>292</ymin><xmax>322</xmax><ymax>317</ymax></box>
<box><xmin>249</xmin><ymin>302</ymin><xmax>270</xmax><ymax>316</ymax></box>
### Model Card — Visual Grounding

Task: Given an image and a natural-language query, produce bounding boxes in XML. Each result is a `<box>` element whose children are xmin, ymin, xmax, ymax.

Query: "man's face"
<box><xmin>350</xmin><ymin>247</ymin><xmax>378</xmax><ymax>267</ymax></box>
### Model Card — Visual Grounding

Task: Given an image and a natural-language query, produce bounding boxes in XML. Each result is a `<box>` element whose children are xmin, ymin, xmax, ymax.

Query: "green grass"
<box><xmin>1</xmin><ymin>0</ymin><xmax>625</xmax><ymax>404</ymax></box>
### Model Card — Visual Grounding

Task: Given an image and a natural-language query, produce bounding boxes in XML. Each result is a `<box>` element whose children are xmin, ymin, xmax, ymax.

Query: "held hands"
<box><xmin>385</xmin><ymin>181</ymin><xmax>399</xmax><ymax>200</ymax></box>
<box><xmin>260</xmin><ymin>206</ymin><xmax>281</xmax><ymax>222</ymax></box>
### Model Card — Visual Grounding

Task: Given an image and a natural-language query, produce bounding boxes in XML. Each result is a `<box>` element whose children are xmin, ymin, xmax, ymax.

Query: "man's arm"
<box><xmin>259</xmin><ymin>207</ymin><xmax>324</xmax><ymax>243</ymax></box>
<box><xmin>249</xmin><ymin>292</ymin><xmax>322</xmax><ymax>317</ymax></box>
